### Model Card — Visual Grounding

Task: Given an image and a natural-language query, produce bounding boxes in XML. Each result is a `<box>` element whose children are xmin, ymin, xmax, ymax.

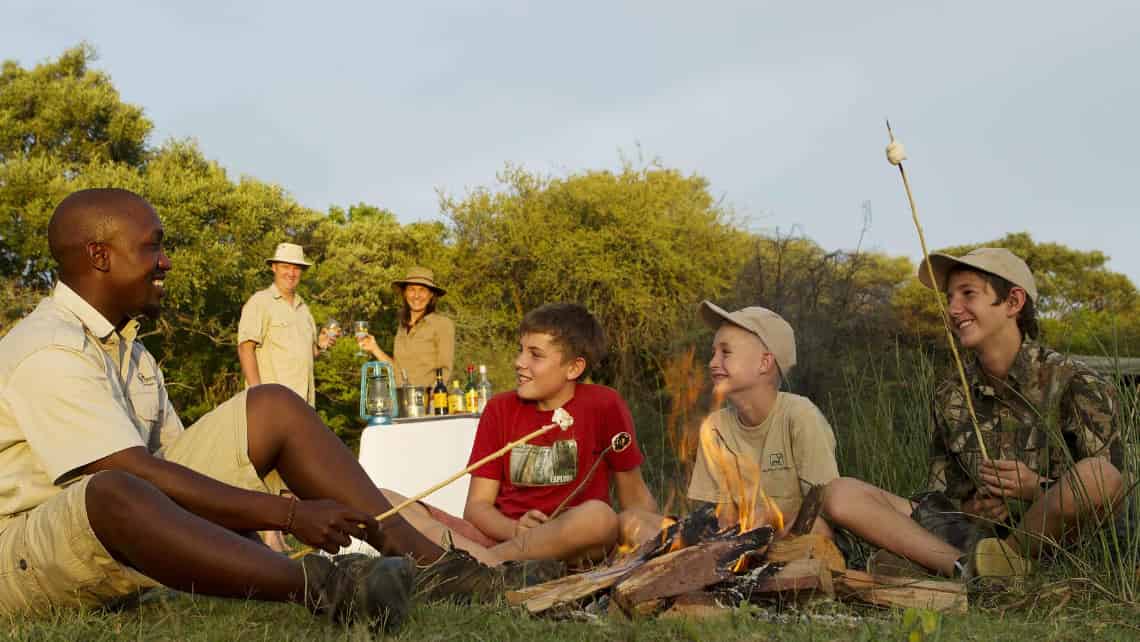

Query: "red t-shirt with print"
<box><xmin>467</xmin><ymin>383</ymin><xmax>644</xmax><ymax>519</ymax></box>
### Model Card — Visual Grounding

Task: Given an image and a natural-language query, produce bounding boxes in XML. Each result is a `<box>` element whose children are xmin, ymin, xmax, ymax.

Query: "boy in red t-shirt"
<box><xmin>461</xmin><ymin>303</ymin><xmax>657</xmax><ymax>564</ymax></box>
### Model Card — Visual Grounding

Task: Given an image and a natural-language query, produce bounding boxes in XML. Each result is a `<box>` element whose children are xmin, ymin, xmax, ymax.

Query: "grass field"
<box><xmin>8</xmin><ymin>586</ymin><xmax>1140</xmax><ymax>641</ymax></box>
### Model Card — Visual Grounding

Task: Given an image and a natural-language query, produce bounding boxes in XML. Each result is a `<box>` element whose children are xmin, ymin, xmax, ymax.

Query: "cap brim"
<box><xmin>699</xmin><ymin>300</ymin><xmax>733</xmax><ymax>329</ymax></box>
<box><xmin>266</xmin><ymin>259</ymin><xmax>312</xmax><ymax>267</ymax></box>
<box><xmin>917</xmin><ymin>253</ymin><xmax>965</xmax><ymax>293</ymax></box>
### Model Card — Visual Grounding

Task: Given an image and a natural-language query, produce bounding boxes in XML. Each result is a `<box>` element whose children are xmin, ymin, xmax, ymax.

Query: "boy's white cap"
<box><xmin>699</xmin><ymin>301</ymin><xmax>796</xmax><ymax>375</ymax></box>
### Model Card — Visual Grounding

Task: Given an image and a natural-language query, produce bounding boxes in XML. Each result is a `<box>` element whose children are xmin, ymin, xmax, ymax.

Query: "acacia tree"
<box><xmin>442</xmin><ymin>163</ymin><xmax>752</xmax><ymax>393</ymax></box>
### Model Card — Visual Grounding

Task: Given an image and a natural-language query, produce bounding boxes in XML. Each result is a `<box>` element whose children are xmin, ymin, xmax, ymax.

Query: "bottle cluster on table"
<box><xmin>427</xmin><ymin>364</ymin><xmax>493</xmax><ymax>415</ymax></box>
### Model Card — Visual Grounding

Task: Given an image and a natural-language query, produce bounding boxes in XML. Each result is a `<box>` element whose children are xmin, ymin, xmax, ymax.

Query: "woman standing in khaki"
<box><xmin>357</xmin><ymin>267</ymin><xmax>455</xmax><ymax>387</ymax></box>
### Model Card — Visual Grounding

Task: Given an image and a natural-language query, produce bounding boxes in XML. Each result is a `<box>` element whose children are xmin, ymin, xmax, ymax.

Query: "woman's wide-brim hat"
<box><xmin>392</xmin><ymin>266</ymin><xmax>446</xmax><ymax>296</ymax></box>
<box><xmin>265</xmin><ymin>242</ymin><xmax>312</xmax><ymax>267</ymax></box>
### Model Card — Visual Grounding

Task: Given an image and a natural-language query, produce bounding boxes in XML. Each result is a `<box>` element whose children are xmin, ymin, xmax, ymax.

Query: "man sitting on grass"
<box><xmin>621</xmin><ymin>302</ymin><xmax>840</xmax><ymax>547</ymax></box>
<box><xmin>822</xmin><ymin>248</ymin><xmax>1125</xmax><ymax>579</ymax></box>
<box><xmin>395</xmin><ymin>303</ymin><xmax>659</xmax><ymax>566</ymax></box>
<box><xmin>0</xmin><ymin>188</ymin><xmax>503</xmax><ymax>631</ymax></box>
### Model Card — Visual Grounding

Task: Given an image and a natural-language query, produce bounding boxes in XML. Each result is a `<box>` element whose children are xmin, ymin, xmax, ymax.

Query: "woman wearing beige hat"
<box><xmin>357</xmin><ymin>266</ymin><xmax>455</xmax><ymax>387</ymax></box>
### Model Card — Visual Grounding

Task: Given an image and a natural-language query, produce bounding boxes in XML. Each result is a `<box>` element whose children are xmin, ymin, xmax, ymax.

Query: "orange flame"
<box><xmin>697</xmin><ymin>385</ymin><xmax>784</xmax><ymax>535</ymax></box>
<box><xmin>661</xmin><ymin>347</ymin><xmax>783</xmax><ymax>542</ymax></box>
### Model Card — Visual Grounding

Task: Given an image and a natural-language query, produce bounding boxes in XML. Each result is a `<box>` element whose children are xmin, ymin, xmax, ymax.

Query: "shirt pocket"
<box><xmin>759</xmin><ymin>455</ymin><xmax>799</xmax><ymax>501</ymax></box>
<box><xmin>129</xmin><ymin>360</ymin><xmax>163</xmax><ymax>437</ymax></box>
<box><xmin>266</xmin><ymin>320</ymin><xmax>295</xmax><ymax>351</ymax></box>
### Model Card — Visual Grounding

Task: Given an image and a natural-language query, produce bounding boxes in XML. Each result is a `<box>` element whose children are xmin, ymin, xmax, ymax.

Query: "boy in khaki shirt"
<box><xmin>622</xmin><ymin>302</ymin><xmax>839</xmax><ymax>546</ymax></box>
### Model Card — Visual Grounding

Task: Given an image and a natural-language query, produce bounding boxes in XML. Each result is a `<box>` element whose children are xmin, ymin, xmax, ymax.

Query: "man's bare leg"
<box><xmin>822</xmin><ymin>477</ymin><xmax>962</xmax><ymax>576</ymax></box>
<box><xmin>244</xmin><ymin>385</ymin><xmax>455</xmax><ymax>563</ymax></box>
<box><xmin>1015</xmin><ymin>457</ymin><xmax>1123</xmax><ymax>556</ymax></box>
<box><xmin>87</xmin><ymin>470</ymin><xmax>307</xmax><ymax>600</ymax></box>
<box><xmin>491</xmin><ymin>500</ymin><xmax>619</xmax><ymax>565</ymax></box>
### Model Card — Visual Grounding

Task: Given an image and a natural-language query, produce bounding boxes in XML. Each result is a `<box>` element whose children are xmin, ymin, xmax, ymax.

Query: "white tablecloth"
<box><xmin>357</xmin><ymin>415</ymin><xmax>480</xmax><ymax>516</ymax></box>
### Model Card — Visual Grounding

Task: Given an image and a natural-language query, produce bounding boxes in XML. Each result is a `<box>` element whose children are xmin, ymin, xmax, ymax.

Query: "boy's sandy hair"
<box><xmin>519</xmin><ymin>303</ymin><xmax>606</xmax><ymax>376</ymax></box>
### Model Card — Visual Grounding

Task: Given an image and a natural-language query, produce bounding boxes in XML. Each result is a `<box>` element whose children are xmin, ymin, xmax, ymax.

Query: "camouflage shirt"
<box><xmin>927</xmin><ymin>339</ymin><xmax>1121</xmax><ymax>503</ymax></box>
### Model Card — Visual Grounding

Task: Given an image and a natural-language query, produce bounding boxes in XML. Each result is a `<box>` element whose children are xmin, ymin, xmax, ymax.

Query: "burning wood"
<box><xmin>508</xmin><ymin>503</ymin><xmax>969</xmax><ymax>617</ymax></box>
<box><xmin>611</xmin><ymin>526</ymin><xmax>774</xmax><ymax>613</ymax></box>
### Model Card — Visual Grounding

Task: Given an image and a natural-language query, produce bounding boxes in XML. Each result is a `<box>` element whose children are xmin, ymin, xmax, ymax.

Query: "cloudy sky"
<box><xmin>6</xmin><ymin>1</ymin><xmax>1139</xmax><ymax>282</ymax></box>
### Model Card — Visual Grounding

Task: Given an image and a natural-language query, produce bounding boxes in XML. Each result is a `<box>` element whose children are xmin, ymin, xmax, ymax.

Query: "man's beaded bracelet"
<box><xmin>284</xmin><ymin>495</ymin><xmax>299</xmax><ymax>533</ymax></box>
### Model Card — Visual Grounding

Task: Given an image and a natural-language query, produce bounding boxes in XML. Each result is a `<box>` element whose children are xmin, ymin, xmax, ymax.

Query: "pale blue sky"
<box><xmin>5</xmin><ymin>1</ymin><xmax>1139</xmax><ymax>283</ymax></box>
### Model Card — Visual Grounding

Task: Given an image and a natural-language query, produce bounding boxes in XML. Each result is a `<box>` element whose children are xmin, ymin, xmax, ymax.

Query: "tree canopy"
<box><xmin>2</xmin><ymin>45</ymin><xmax>1138</xmax><ymax>442</ymax></box>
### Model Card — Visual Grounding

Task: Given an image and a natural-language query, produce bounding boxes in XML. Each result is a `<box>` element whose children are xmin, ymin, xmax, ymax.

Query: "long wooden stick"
<box><xmin>376</xmin><ymin>422</ymin><xmax>561</xmax><ymax>522</ymax></box>
<box><xmin>290</xmin><ymin>421</ymin><xmax>564</xmax><ymax>560</ymax></box>
<box><xmin>549</xmin><ymin>445</ymin><xmax>612</xmax><ymax>519</ymax></box>
<box><xmin>886</xmin><ymin>120</ymin><xmax>990</xmax><ymax>461</ymax></box>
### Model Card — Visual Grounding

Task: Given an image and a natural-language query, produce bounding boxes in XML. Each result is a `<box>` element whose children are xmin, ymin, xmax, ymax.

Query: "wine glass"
<box><xmin>353</xmin><ymin>320</ymin><xmax>369</xmax><ymax>358</ymax></box>
<box><xmin>324</xmin><ymin>318</ymin><xmax>342</xmax><ymax>339</ymax></box>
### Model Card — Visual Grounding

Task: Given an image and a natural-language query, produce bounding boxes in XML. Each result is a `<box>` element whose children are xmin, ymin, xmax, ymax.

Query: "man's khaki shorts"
<box><xmin>0</xmin><ymin>391</ymin><xmax>286</xmax><ymax>615</ymax></box>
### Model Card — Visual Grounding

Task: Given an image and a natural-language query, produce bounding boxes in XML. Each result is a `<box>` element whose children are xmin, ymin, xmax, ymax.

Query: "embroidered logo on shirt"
<box><xmin>768</xmin><ymin>452</ymin><xmax>786</xmax><ymax>469</ymax></box>
<box><xmin>510</xmin><ymin>440</ymin><xmax>578</xmax><ymax>486</ymax></box>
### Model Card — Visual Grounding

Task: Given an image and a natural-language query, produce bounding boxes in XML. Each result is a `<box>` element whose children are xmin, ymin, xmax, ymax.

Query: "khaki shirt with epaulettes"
<box><xmin>237</xmin><ymin>284</ymin><xmax>317</xmax><ymax>405</ymax></box>
<box><xmin>927</xmin><ymin>339</ymin><xmax>1121</xmax><ymax>505</ymax></box>
<box><xmin>0</xmin><ymin>283</ymin><xmax>183</xmax><ymax>531</ymax></box>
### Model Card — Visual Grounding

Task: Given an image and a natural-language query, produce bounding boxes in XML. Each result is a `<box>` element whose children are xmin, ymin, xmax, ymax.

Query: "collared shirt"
<box><xmin>688</xmin><ymin>392</ymin><xmax>839</xmax><ymax>521</ymax></box>
<box><xmin>237</xmin><ymin>284</ymin><xmax>317</xmax><ymax>405</ymax></box>
<box><xmin>393</xmin><ymin>313</ymin><xmax>455</xmax><ymax>387</ymax></box>
<box><xmin>0</xmin><ymin>283</ymin><xmax>183</xmax><ymax>528</ymax></box>
<box><xmin>927</xmin><ymin>339</ymin><xmax>1121</xmax><ymax>503</ymax></box>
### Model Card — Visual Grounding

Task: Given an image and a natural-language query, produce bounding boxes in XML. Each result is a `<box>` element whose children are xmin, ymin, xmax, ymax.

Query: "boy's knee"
<box><xmin>1071</xmin><ymin>457</ymin><xmax>1123</xmax><ymax>497</ymax></box>
<box><xmin>820</xmin><ymin>477</ymin><xmax>861</xmax><ymax>522</ymax></box>
<box><xmin>568</xmin><ymin>500</ymin><xmax>619</xmax><ymax>539</ymax></box>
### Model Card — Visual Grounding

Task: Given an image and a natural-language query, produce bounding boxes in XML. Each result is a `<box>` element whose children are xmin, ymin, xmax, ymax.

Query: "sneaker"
<box><xmin>415</xmin><ymin>547</ymin><xmax>501</xmax><ymax>603</ymax></box>
<box><xmin>500</xmin><ymin>558</ymin><xmax>567</xmax><ymax>589</ymax></box>
<box><xmin>414</xmin><ymin>548</ymin><xmax>568</xmax><ymax>603</ymax></box>
<box><xmin>301</xmin><ymin>553</ymin><xmax>414</xmax><ymax>632</ymax></box>
<box><xmin>866</xmin><ymin>549</ymin><xmax>930</xmax><ymax>579</ymax></box>
<box><xmin>969</xmin><ymin>537</ymin><xmax>1033</xmax><ymax>578</ymax></box>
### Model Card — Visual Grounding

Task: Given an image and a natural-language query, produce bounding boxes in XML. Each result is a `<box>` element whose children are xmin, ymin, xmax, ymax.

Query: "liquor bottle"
<box><xmin>463</xmin><ymin>364</ymin><xmax>478</xmax><ymax>412</ymax></box>
<box><xmin>431</xmin><ymin>368</ymin><xmax>448</xmax><ymax>415</ymax></box>
<box><xmin>476</xmin><ymin>364</ymin><xmax>493</xmax><ymax>414</ymax></box>
<box><xmin>447</xmin><ymin>379</ymin><xmax>465</xmax><ymax>414</ymax></box>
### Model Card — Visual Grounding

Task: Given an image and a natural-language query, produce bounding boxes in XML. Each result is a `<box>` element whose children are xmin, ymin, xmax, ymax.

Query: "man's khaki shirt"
<box><xmin>927</xmin><ymin>339</ymin><xmax>1121</xmax><ymax>503</ymax></box>
<box><xmin>237</xmin><ymin>284</ymin><xmax>317</xmax><ymax>405</ymax></box>
<box><xmin>393</xmin><ymin>313</ymin><xmax>455</xmax><ymax>387</ymax></box>
<box><xmin>688</xmin><ymin>392</ymin><xmax>840</xmax><ymax>521</ymax></box>
<box><xmin>0</xmin><ymin>283</ymin><xmax>183</xmax><ymax>531</ymax></box>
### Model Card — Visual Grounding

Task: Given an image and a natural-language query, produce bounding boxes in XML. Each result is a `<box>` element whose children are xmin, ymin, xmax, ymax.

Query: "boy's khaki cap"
<box><xmin>700</xmin><ymin>301</ymin><xmax>796</xmax><ymax>374</ymax></box>
<box><xmin>917</xmin><ymin>247</ymin><xmax>1038</xmax><ymax>303</ymax></box>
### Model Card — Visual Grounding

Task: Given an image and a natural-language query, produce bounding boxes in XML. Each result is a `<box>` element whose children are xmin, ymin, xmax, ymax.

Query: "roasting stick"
<box><xmin>289</xmin><ymin>410</ymin><xmax>575</xmax><ymax>560</ymax></box>
<box><xmin>885</xmin><ymin>121</ymin><xmax>990</xmax><ymax>461</ymax></box>
<box><xmin>548</xmin><ymin>431</ymin><xmax>633</xmax><ymax>520</ymax></box>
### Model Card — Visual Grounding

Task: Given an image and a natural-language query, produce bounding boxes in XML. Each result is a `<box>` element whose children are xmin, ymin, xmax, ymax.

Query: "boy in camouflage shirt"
<box><xmin>822</xmin><ymin>248</ymin><xmax>1125</xmax><ymax>578</ymax></box>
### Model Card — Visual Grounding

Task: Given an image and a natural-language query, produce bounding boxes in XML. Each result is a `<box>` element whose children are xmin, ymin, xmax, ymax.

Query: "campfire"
<box><xmin>507</xmin><ymin>487</ymin><xmax>967</xmax><ymax>618</ymax></box>
<box><xmin>509</xmin><ymin>354</ymin><xmax>967</xmax><ymax>618</ymax></box>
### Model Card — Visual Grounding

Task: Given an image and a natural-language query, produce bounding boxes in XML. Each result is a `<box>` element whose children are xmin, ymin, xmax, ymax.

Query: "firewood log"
<box><xmin>833</xmin><ymin>569</ymin><xmax>967</xmax><ymax>614</ymax></box>
<box><xmin>612</xmin><ymin>526</ymin><xmax>774</xmax><ymax>613</ymax></box>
